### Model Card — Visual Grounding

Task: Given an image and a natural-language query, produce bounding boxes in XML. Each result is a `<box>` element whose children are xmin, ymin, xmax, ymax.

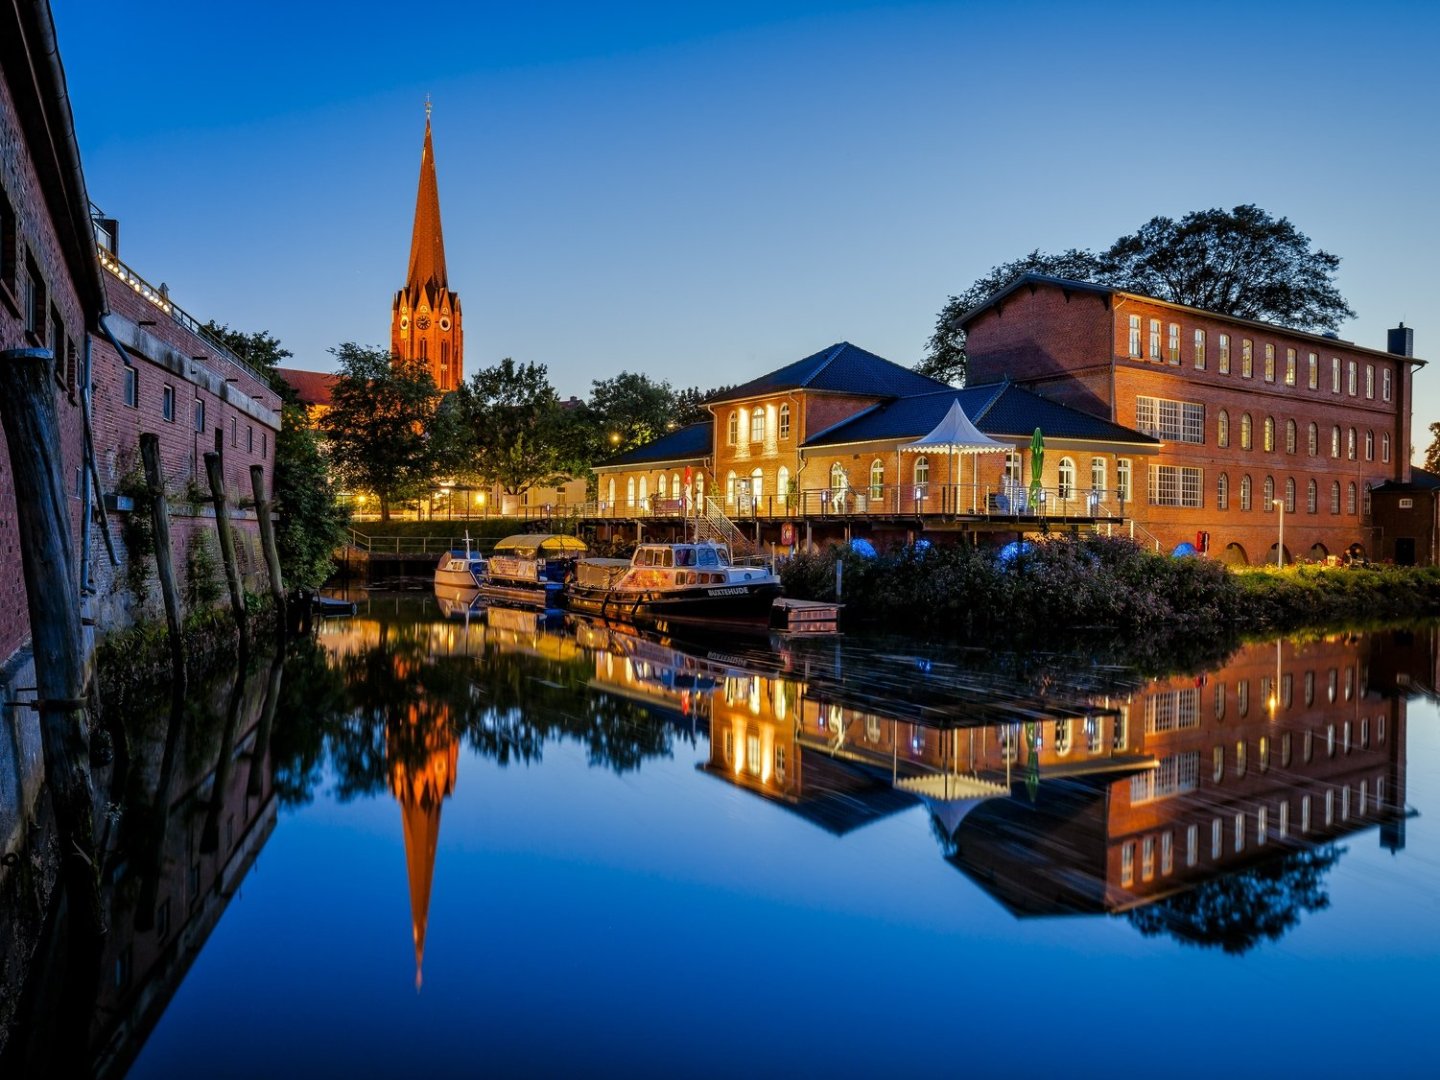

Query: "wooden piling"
<box><xmin>203</xmin><ymin>451</ymin><xmax>248</xmax><ymax>642</ymax></box>
<box><xmin>246</xmin><ymin>652</ymin><xmax>284</xmax><ymax>798</ymax></box>
<box><xmin>0</xmin><ymin>348</ymin><xmax>102</xmax><ymax>939</ymax></box>
<box><xmin>200</xmin><ymin>661</ymin><xmax>245</xmax><ymax>854</ymax></box>
<box><xmin>140</xmin><ymin>434</ymin><xmax>186</xmax><ymax>687</ymax></box>
<box><xmin>250</xmin><ymin>464</ymin><xmax>286</xmax><ymax>636</ymax></box>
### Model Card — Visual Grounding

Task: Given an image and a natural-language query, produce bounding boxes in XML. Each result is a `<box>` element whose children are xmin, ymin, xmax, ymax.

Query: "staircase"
<box><xmin>696</xmin><ymin>497</ymin><xmax>756</xmax><ymax>555</ymax></box>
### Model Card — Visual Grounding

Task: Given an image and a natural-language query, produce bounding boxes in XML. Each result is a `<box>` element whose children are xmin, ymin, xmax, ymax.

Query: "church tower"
<box><xmin>391</xmin><ymin>103</ymin><xmax>463</xmax><ymax>391</ymax></box>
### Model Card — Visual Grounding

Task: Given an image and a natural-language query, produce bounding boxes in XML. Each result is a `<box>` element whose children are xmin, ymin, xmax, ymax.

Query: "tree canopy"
<box><xmin>446</xmin><ymin>358</ymin><xmax>581</xmax><ymax>497</ymax></box>
<box><xmin>920</xmin><ymin>205</ymin><xmax>1356</xmax><ymax>386</ymax></box>
<box><xmin>320</xmin><ymin>343</ymin><xmax>441</xmax><ymax>520</ymax></box>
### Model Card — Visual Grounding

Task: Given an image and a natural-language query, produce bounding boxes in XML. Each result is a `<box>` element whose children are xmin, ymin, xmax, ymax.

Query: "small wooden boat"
<box><xmin>565</xmin><ymin>541</ymin><xmax>780</xmax><ymax>624</ymax></box>
<box><xmin>480</xmin><ymin>533</ymin><xmax>588</xmax><ymax>608</ymax></box>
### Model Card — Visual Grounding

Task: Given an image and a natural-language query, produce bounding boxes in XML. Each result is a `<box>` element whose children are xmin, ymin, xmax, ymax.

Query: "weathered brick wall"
<box><xmin>0</xmin><ymin>63</ymin><xmax>88</xmax><ymax>668</ymax></box>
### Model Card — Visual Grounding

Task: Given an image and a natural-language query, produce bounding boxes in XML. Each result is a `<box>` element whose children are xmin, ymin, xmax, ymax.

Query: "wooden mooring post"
<box><xmin>139</xmin><ymin>434</ymin><xmax>186</xmax><ymax>688</ymax></box>
<box><xmin>204</xmin><ymin>451</ymin><xmax>248</xmax><ymax>644</ymax></box>
<box><xmin>250</xmin><ymin>464</ymin><xmax>286</xmax><ymax>638</ymax></box>
<box><xmin>0</xmin><ymin>348</ymin><xmax>102</xmax><ymax>938</ymax></box>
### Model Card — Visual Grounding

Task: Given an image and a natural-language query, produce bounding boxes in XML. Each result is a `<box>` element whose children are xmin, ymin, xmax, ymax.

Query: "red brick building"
<box><xmin>963</xmin><ymin>275</ymin><xmax>1423</xmax><ymax>563</ymax></box>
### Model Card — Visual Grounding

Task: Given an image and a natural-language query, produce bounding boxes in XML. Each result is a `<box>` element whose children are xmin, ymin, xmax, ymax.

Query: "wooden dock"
<box><xmin>772</xmin><ymin>597</ymin><xmax>842</xmax><ymax>634</ymax></box>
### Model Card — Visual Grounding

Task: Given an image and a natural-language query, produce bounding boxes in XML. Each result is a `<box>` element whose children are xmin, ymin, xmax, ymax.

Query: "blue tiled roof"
<box><xmin>1372</xmin><ymin>466</ymin><xmax>1440</xmax><ymax>493</ymax></box>
<box><xmin>599</xmin><ymin>422</ymin><xmax>712</xmax><ymax>467</ymax></box>
<box><xmin>709</xmin><ymin>342</ymin><xmax>950</xmax><ymax>404</ymax></box>
<box><xmin>802</xmin><ymin>382</ymin><xmax>1159</xmax><ymax>448</ymax></box>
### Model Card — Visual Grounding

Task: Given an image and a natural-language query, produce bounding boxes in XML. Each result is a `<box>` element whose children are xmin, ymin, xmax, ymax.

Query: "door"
<box><xmin>1395</xmin><ymin>537</ymin><xmax>1416</xmax><ymax>566</ymax></box>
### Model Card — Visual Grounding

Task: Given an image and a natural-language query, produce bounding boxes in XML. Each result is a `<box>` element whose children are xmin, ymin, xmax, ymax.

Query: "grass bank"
<box><xmin>779</xmin><ymin>536</ymin><xmax>1440</xmax><ymax>642</ymax></box>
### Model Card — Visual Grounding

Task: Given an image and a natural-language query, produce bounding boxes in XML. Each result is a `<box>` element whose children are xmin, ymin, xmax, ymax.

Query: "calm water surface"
<box><xmin>21</xmin><ymin>596</ymin><xmax>1440</xmax><ymax>1077</ymax></box>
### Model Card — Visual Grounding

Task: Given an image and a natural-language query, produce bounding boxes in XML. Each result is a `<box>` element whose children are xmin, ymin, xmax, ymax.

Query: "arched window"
<box><xmin>672</xmin><ymin>473</ymin><xmax>681</xmax><ymax>500</ymax></box>
<box><xmin>1330</xmin><ymin>481</ymin><xmax>1341</xmax><ymax>514</ymax></box>
<box><xmin>1285</xmin><ymin>477</ymin><xmax>1296</xmax><ymax>513</ymax></box>
<box><xmin>1091</xmin><ymin>457</ymin><xmax>1107</xmax><ymax>496</ymax></box>
<box><xmin>778</xmin><ymin>404</ymin><xmax>791</xmax><ymax>439</ymax></box>
<box><xmin>751</xmin><ymin>467</ymin><xmax>764</xmax><ymax>502</ymax></box>
<box><xmin>626</xmin><ymin>476</ymin><xmax>636</xmax><ymax>507</ymax></box>
<box><xmin>1365</xmin><ymin>430</ymin><xmax>1374</xmax><ymax>460</ymax></box>
<box><xmin>1382</xmin><ymin>433</ymin><xmax>1392</xmax><ymax>462</ymax></box>
<box><xmin>695</xmin><ymin>472</ymin><xmax>705</xmax><ymax>503</ymax></box>
<box><xmin>869</xmin><ymin>460</ymin><xmax>884</xmax><ymax>500</ymax></box>
<box><xmin>1217</xmin><ymin>472</ymin><xmax>1229</xmax><ymax>510</ymax></box>
<box><xmin>726</xmin><ymin>470</ymin><xmax>737</xmax><ymax>504</ymax></box>
<box><xmin>913</xmin><ymin>456</ymin><xmax>930</xmax><ymax>493</ymax></box>
<box><xmin>1307</xmin><ymin>479</ymin><xmax>1317</xmax><ymax>513</ymax></box>
<box><xmin>1240</xmin><ymin>413</ymin><xmax>1253</xmax><ymax>450</ymax></box>
<box><xmin>638</xmin><ymin>476</ymin><xmax>648</xmax><ymax>507</ymax></box>
<box><xmin>657</xmin><ymin>474</ymin><xmax>668</xmax><ymax>499</ymax></box>
<box><xmin>439</xmin><ymin>341</ymin><xmax>451</xmax><ymax>387</ymax></box>
<box><xmin>830</xmin><ymin>462</ymin><xmax>846</xmax><ymax>495</ymax></box>
<box><xmin>728</xmin><ymin>412</ymin><xmax>738</xmax><ymax>445</ymax></box>
<box><xmin>1331</xmin><ymin>426</ymin><xmax>1341</xmax><ymax>458</ymax></box>
<box><xmin>1363</xmin><ymin>482</ymin><xmax>1373</xmax><ymax>516</ymax></box>
<box><xmin>1058</xmin><ymin>457</ymin><xmax>1076</xmax><ymax>499</ymax></box>
<box><xmin>607</xmin><ymin>477</ymin><xmax>615</xmax><ymax>506</ymax></box>
<box><xmin>419</xmin><ymin>338</ymin><xmax>429</xmax><ymax>360</ymax></box>
<box><xmin>777</xmin><ymin>465</ymin><xmax>791</xmax><ymax>502</ymax></box>
<box><xmin>1347</xmin><ymin>482</ymin><xmax>1357</xmax><ymax>515</ymax></box>
<box><xmin>1240</xmin><ymin>475</ymin><xmax>1253</xmax><ymax>511</ymax></box>
<box><xmin>1304</xmin><ymin>422</ymin><xmax>1316</xmax><ymax>456</ymax></box>
<box><xmin>1264</xmin><ymin>416</ymin><xmax>1275</xmax><ymax>452</ymax></box>
<box><xmin>1217</xmin><ymin>410</ymin><xmax>1230</xmax><ymax>447</ymax></box>
<box><xmin>1263</xmin><ymin>475</ymin><xmax>1275</xmax><ymax>510</ymax></box>
<box><xmin>1347</xmin><ymin>428</ymin><xmax>1357</xmax><ymax>461</ymax></box>
<box><xmin>1285</xmin><ymin>419</ymin><xmax>1297</xmax><ymax>454</ymax></box>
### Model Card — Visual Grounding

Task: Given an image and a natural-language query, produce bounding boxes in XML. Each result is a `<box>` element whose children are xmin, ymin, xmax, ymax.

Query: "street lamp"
<box><xmin>1272</xmin><ymin>495</ymin><xmax>1285</xmax><ymax>567</ymax></box>
<box><xmin>609</xmin><ymin>432</ymin><xmax>621</xmax><ymax>447</ymax></box>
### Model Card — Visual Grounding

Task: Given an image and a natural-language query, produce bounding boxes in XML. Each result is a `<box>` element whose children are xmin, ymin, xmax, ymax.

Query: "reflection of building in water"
<box><xmin>692</xmin><ymin>634</ymin><xmax>1410</xmax><ymax>927</ymax></box>
<box><xmin>389</xmin><ymin>703</ymin><xmax>458</xmax><ymax>991</ymax></box>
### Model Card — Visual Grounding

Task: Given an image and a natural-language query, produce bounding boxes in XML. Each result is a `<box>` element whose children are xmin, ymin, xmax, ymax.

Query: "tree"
<box><xmin>674</xmin><ymin>383</ymin><xmax>735</xmax><ymax>427</ymax></box>
<box><xmin>449</xmin><ymin>358</ymin><xmax>578</xmax><ymax>498</ymax></box>
<box><xmin>586</xmin><ymin>371</ymin><xmax>678</xmax><ymax>454</ymax></box>
<box><xmin>1099</xmin><ymin>205</ymin><xmax>1354</xmax><ymax>331</ymax></box>
<box><xmin>203</xmin><ymin>322</ymin><xmax>346</xmax><ymax>586</ymax></box>
<box><xmin>920</xmin><ymin>205</ymin><xmax>1355</xmax><ymax>386</ymax></box>
<box><xmin>1423</xmin><ymin>422</ymin><xmax>1440</xmax><ymax>474</ymax></box>
<box><xmin>320</xmin><ymin>343</ymin><xmax>442</xmax><ymax>520</ymax></box>
<box><xmin>919</xmin><ymin>249</ymin><xmax>1102</xmax><ymax>385</ymax></box>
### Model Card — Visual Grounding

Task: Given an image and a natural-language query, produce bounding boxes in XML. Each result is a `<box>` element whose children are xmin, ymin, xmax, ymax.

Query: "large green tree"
<box><xmin>920</xmin><ymin>205</ymin><xmax>1355</xmax><ymax>386</ymax></box>
<box><xmin>202</xmin><ymin>322</ymin><xmax>347</xmax><ymax>586</ymax></box>
<box><xmin>586</xmin><ymin>371</ymin><xmax>678</xmax><ymax>454</ymax></box>
<box><xmin>320</xmin><ymin>343</ymin><xmax>441</xmax><ymax>520</ymax></box>
<box><xmin>448</xmin><ymin>357</ymin><xmax>579</xmax><ymax>498</ymax></box>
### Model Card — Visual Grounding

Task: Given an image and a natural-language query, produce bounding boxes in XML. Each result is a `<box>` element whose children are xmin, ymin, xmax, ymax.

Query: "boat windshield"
<box><xmin>675</xmin><ymin>547</ymin><xmax>696</xmax><ymax>567</ymax></box>
<box><xmin>697</xmin><ymin>546</ymin><xmax>718</xmax><ymax>567</ymax></box>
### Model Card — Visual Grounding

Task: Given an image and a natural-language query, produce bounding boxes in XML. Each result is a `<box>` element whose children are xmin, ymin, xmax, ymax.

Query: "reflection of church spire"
<box><xmin>389</xmin><ymin>704</ymin><xmax>458</xmax><ymax>992</ymax></box>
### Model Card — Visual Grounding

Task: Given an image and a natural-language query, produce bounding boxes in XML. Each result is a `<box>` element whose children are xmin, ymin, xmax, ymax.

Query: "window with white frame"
<box><xmin>1217</xmin><ymin>410</ymin><xmax>1229</xmax><ymax>447</ymax></box>
<box><xmin>1285</xmin><ymin>348</ymin><xmax>1297</xmax><ymax>386</ymax></box>
<box><xmin>1193</xmin><ymin>329</ymin><xmax>1206</xmax><ymax>369</ymax></box>
<box><xmin>1240</xmin><ymin>475</ymin><xmax>1253</xmax><ymax>511</ymax></box>
<box><xmin>1285</xmin><ymin>477</ymin><xmax>1296</xmax><ymax>513</ymax></box>
<box><xmin>1263</xmin><ymin>343</ymin><xmax>1275</xmax><ymax>382</ymax></box>
<box><xmin>1130</xmin><ymin>752</ymin><xmax>1199</xmax><ymax>805</ymax></box>
<box><xmin>1149</xmin><ymin>318</ymin><xmax>1161</xmax><ymax>360</ymax></box>
<box><xmin>1330</xmin><ymin>481</ymin><xmax>1341</xmax><ymax>514</ymax></box>
<box><xmin>1241</xmin><ymin>339</ymin><xmax>1254</xmax><ymax>378</ymax></box>
<box><xmin>1331</xmin><ymin>425</ymin><xmax>1341</xmax><ymax>458</ymax></box>
<box><xmin>1148</xmin><ymin>465</ymin><xmax>1202</xmax><ymax>507</ymax></box>
<box><xmin>1308</xmin><ymin>352</ymin><xmax>1318</xmax><ymax>389</ymax></box>
<box><xmin>1186</xmin><ymin>824</ymin><xmax>1198</xmax><ymax>867</ymax></box>
<box><xmin>1168</xmin><ymin>323</ymin><xmax>1180</xmax><ymax>363</ymax></box>
<box><xmin>868</xmin><ymin>460</ymin><xmax>883</xmax><ymax>500</ymax></box>
<box><xmin>1128</xmin><ymin>315</ymin><xmax>1141</xmax><ymax>357</ymax></box>
<box><xmin>1307</xmin><ymin>421</ymin><xmax>1318</xmax><ymax>455</ymax></box>
<box><xmin>1365</xmin><ymin>430</ymin><xmax>1374</xmax><ymax>460</ymax></box>
<box><xmin>1091</xmin><ymin>457</ymin><xmax>1106</xmax><ymax>498</ymax></box>
<box><xmin>1217</xmin><ymin>472</ymin><xmax>1229</xmax><ymax>510</ymax></box>
<box><xmin>1307</xmin><ymin>479</ymin><xmax>1317</xmax><ymax>514</ymax></box>
<box><xmin>1365</xmin><ymin>364</ymin><xmax>1374</xmax><ymax>399</ymax></box>
<box><xmin>1348</xmin><ymin>359</ymin><xmax>1358</xmax><ymax>395</ymax></box>
<box><xmin>913</xmin><ymin>457</ymin><xmax>929</xmax><ymax>494</ymax></box>
<box><xmin>1145</xmin><ymin>689</ymin><xmax>1201</xmax><ymax>733</ymax></box>
<box><xmin>750</xmin><ymin>408</ymin><xmax>765</xmax><ymax>442</ymax></box>
<box><xmin>1240</xmin><ymin>413</ymin><xmax>1253</xmax><ymax>450</ymax></box>
<box><xmin>1057</xmin><ymin>457</ymin><xmax>1075</xmax><ymax>499</ymax></box>
<box><xmin>728</xmin><ymin>412</ymin><xmax>738</xmax><ymax>444</ymax></box>
<box><xmin>123</xmin><ymin>366</ymin><xmax>138</xmax><ymax>408</ymax></box>
<box><xmin>1218</xmin><ymin>334</ymin><xmax>1231</xmax><ymax>373</ymax></box>
<box><xmin>1382</xmin><ymin>367</ymin><xmax>1392</xmax><ymax>401</ymax></box>
<box><xmin>1263</xmin><ymin>416</ymin><xmax>1275</xmax><ymax>452</ymax></box>
<box><xmin>1382</xmin><ymin>433</ymin><xmax>1391</xmax><ymax>462</ymax></box>
<box><xmin>779</xmin><ymin>403</ymin><xmax>791</xmax><ymax>439</ymax></box>
<box><xmin>1116</xmin><ymin>458</ymin><xmax>1132</xmax><ymax>503</ymax></box>
<box><xmin>1347</xmin><ymin>427</ymin><xmax>1357</xmax><ymax>460</ymax></box>
<box><xmin>1285</xmin><ymin>418</ymin><xmax>1296</xmax><ymax>454</ymax></box>
<box><xmin>1263</xmin><ymin>475</ymin><xmax>1275</xmax><ymax>510</ymax></box>
<box><xmin>1331</xmin><ymin>357</ymin><xmax>1341</xmax><ymax>393</ymax></box>
<box><xmin>1347</xmin><ymin>482</ymin><xmax>1357</xmax><ymax>515</ymax></box>
<box><xmin>1135</xmin><ymin>396</ymin><xmax>1204</xmax><ymax>443</ymax></box>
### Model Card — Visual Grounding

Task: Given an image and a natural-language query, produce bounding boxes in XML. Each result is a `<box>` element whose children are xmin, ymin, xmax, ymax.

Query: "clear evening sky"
<box><xmin>54</xmin><ymin>1</ymin><xmax>1440</xmax><ymax>449</ymax></box>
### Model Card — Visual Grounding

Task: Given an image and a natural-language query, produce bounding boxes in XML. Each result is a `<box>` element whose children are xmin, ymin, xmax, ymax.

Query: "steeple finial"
<box><xmin>425</xmin><ymin>94</ymin><xmax>431</xmax><ymax>122</ymax></box>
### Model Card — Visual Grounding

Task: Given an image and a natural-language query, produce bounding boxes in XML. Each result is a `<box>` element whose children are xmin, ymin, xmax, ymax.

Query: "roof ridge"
<box><xmin>801</xmin><ymin>399</ymin><xmax>886</xmax><ymax>445</ymax></box>
<box><xmin>969</xmin><ymin>381</ymin><xmax>1009</xmax><ymax>424</ymax></box>
<box><xmin>799</xmin><ymin>342</ymin><xmax>850</xmax><ymax>389</ymax></box>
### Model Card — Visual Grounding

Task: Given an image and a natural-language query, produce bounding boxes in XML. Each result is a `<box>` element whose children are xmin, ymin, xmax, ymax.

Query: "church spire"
<box><xmin>406</xmin><ymin>103</ymin><xmax>448</xmax><ymax>292</ymax></box>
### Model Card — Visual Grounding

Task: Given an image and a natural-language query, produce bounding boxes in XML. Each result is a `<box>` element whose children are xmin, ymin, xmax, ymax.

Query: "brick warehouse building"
<box><xmin>963</xmin><ymin>274</ymin><xmax>1423</xmax><ymax>564</ymax></box>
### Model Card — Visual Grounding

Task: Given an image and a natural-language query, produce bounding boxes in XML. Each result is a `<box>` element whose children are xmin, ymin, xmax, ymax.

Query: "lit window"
<box><xmin>1306</xmin><ymin>479</ymin><xmax>1317</xmax><ymax>514</ymax></box>
<box><xmin>1285</xmin><ymin>348</ymin><xmax>1297</xmax><ymax>386</ymax></box>
<box><xmin>1348</xmin><ymin>359</ymin><xmax>1358</xmax><ymax>395</ymax></box>
<box><xmin>913</xmin><ymin>456</ymin><xmax>929</xmax><ymax>494</ymax></box>
<box><xmin>1263</xmin><ymin>416</ymin><xmax>1275</xmax><ymax>452</ymax></box>
<box><xmin>1331</xmin><ymin>357</ymin><xmax>1341</xmax><ymax>393</ymax></box>
<box><xmin>1128</xmin><ymin>315</ymin><xmax>1141</xmax><ymax>357</ymax></box>
<box><xmin>750</xmin><ymin>408</ymin><xmax>765</xmax><ymax>442</ymax></box>
<box><xmin>1240</xmin><ymin>474</ymin><xmax>1253</xmax><ymax>511</ymax></box>
<box><xmin>1240</xmin><ymin>413</ymin><xmax>1253</xmax><ymax>450</ymax></box>
<box><xmin>779</xmin><ymin>404</ymin><xmax>791</xmax><ymax>439</ymax></box>
<box><xmin>1142</xmin><ymin>836</ymin><xmax>1155</xmax><ymax>880</ymax></box>
<box><xmin>1217</xmin><ymin>473</ymin><xmax>1229</xmax><ymax>510</ymax></box>
<box><xmin>1193</xmin><ymin>329</ymin><xmax>1206</xmax><ymax>369</ymax></box>
<box><xmin>1149</xmin><ymin>319</ymin><xmax>1161</xmax><ymax>361</ymax></box>
<box><xmin>1307</xmin><ymin>422</ymin><xmax>1318</xmax><ymax>455</ymax></box>
<box><xmin>1217</xmin><ymin>410</ymin><xmax>1229</xmax><ymax>447</ymax></box>
<box><xmin>1263</xmin><ymin>343</ymin><xmax>1275</xmax><ymax>382</ymax></box>
<box><xmin>1331</xmin><ymin>426</ymin><xmax>1341</xmax><ymax>458</ymax></box>
<box><xmin>1121</xmin><ymin>842</ymin><xmax>1135</xmax><ymax>886</ymax></box>
<box><xmin>1218</xmin><ymin>334</ymin><xmax>1231</xmax><ymax>373</ymax></box>
<box><xmin>727</xmin><ymin>412</ymin><xmax>738</xmax><ymax>444</ymax></box>
<box><xmin>1168</xmin><ymin>323</ymin><xmax>1180</xmax><ymax>364</ymax></box>
<box><xmin>1285</xmin><ymin>419</ymin><xmax>1296</xmax><ymax>454</ymax></box>
<box><xmin>1057</xmin><ymin>457</ymin><xmax>1075</xmax><ymax>500</ymax></box>
<box><xmin>1347</xmin><ymin>481</ymin><xmax>1357</xmax><ymax>515</ymax></box>
<box><xmin>1285</xmin><ymin>477</ymin><xmax>1296</xmax><ymax>513</ymax></box>
<box><xmin>1241</xmin><ymin>339</ymin><xmax>1253</xmax><ymax>378</ymax></box>
<box><xmin>1307</xmin><ymin>352</ymin><xmax>1318</xmax><ymax>389</ymax></box>
<box><xmin>1347</xmin><ymin>427</ymin><xmax>1357</xmax><ymax>460</ymax></box>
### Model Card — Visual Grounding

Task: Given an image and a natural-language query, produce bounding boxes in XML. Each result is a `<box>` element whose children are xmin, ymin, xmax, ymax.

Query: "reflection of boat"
<box><xmin>435</xmin><ymin>590</ymin><xmax>484</xmax><ymax>619</ymax></box>
<box><xmin>481</xmin><ymin>533</ymin><xmax>588</xmax><ymax>608</ymax></box>
<box><xmin>566</xmin><ymin>541</ymin><xmax>781</xmax><ymax>624</ymax></box>
<box><xmin>434</xmin><ymin>534</ymin><xmax>488</xmax><ymax>597</ymax></box>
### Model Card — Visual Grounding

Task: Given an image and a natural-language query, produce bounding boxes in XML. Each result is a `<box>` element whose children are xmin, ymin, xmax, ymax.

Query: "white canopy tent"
<box><xmin>900</xmin><ymin>399</ymin><xmax>1010</xmax><ymax>514</ymax></box>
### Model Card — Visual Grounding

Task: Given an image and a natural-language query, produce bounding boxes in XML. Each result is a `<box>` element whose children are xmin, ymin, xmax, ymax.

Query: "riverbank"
<box><xmin>779</xmin><ymin>536</ymin><xmax>1440</xmax><ymax>641</ymax></box>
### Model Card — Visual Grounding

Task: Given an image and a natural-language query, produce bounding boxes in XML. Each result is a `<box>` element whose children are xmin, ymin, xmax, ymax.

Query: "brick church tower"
<box><xmin>391</xmin><ymin>104</ymin><xmax>463</xmax><ymax>391</ymax></box>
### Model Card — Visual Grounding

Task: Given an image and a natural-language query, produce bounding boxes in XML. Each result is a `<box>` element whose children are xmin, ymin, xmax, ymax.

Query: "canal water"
<box><xmin>5</xmin><ymin>595</ymin><xmax>1439</xmax><ymax>1077</ymax></box>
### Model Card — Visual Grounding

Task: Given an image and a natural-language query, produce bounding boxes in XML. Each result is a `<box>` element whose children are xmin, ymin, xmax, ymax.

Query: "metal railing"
<box><xmin>94</xmin><ymin>232</ymin><xmax>272</xmax><ymax>389</ymax></box>
<box><xmin>345</xmin><ymin>529</ymin><xmax>499</xmax><ymax>556</ymax></box>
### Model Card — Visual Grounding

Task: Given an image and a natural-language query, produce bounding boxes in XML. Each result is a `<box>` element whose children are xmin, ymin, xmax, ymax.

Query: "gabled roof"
<box><xmin>959</xmin><ymin>272</ymin><xmax>1425</xmax><ymax>366</ymax></box>
<box><xmin>277</xmin><ymin>367</ymin><xmax>337</xmax><ymax>408</ymax></box>
<box><xmin>1372</xmin><ymin>466</ymin><xmax>1440</xmax><ymax>494</ymax></box>
<box><xmin>802</xmin><ymin>382</ymin><xmax>1159</xmax><ymax>449</ymax></box>
<box><xmin>708</xmin><ymin>342</ymin><xmax>950</xmax><ymax>405</ymax></box>
<box><xmin>598</xmin><ymin>422</ymin><xmax>712</xmax><ymax>468</ymax></box>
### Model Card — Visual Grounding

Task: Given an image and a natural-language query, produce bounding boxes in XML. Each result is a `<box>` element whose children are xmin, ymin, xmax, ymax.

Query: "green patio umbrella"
<box><xmin>1028</xmin><ymin>427</ymin><xmax>1045</xmax><ymax>511</ymax></box>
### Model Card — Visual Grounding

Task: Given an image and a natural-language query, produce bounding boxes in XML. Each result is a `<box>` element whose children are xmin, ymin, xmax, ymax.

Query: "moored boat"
<box><xmin>565</xmin><ymin>540</ymin><xmax>780</xmax><ymax>624</ymax></box>
<box><xmin>480</xmin><ymin>533</ymin><xmax>588</xmax><ymax>608</ymax></box>
<box><xmin>434</xmin><ymin>534</ymin><xmax>488</xmax><ymax>606</ymax></box>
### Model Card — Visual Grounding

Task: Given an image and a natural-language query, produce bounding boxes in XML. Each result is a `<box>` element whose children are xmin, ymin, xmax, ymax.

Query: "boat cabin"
<box><xmin>632</xmin><ymin>542</ymin><xmax>731</xmax><ymax>569</ymax></box>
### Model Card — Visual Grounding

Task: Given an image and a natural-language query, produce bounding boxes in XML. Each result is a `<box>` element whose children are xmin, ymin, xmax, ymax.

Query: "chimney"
<box><xmin>1388</xmin><ymin>322</ymin><xmax>1414</xmax><ymax>357</ymax></box>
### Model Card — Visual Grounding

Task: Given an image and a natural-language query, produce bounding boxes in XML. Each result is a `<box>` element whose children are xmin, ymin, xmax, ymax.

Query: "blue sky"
<box><xmin>54</xmin><ymin>1</ymin><xmax>1440</xmax><ymax>443</ymax></box>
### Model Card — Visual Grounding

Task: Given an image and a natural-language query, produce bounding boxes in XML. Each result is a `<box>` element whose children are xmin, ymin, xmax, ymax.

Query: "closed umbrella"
<box><xmin>1028</xmin><ymin>427</ymin><xmax>1045</xmax><ymax>512</ymax></box>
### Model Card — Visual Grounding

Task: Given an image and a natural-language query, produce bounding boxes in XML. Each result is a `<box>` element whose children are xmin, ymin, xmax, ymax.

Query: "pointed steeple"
<box><xmin>406</xmin><ymin>102</ymin><xmax>448</xmax><ymax>293</ymax></box>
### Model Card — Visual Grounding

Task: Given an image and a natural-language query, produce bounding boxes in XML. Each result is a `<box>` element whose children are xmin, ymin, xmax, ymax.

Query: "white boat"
<box><xmin>565</xmin><ymin>541</ymin><xmax>781</xmax><ymax>624</ymax></box>
<box><xmin>434</xmin><ymin>534</ymin><xmax>488</xmax><ymax>602</ymax></box>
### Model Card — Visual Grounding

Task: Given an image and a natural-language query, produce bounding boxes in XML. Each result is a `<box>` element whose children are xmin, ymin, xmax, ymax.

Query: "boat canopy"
<box><xmin>492</xmin><ymin>533</ymin><xmax>589</xmax><ymax>557</ymax></box>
